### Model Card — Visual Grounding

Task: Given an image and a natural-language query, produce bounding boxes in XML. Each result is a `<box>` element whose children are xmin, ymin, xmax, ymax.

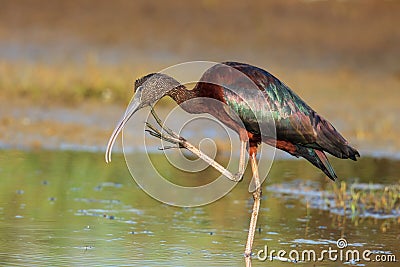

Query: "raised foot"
<box><xmin>146</xmin><ymin>108</ymin><xmax>242</xmax><ymax>184</ymax></box>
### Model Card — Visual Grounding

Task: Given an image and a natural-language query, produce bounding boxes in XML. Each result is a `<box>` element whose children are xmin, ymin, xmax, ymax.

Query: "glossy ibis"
<box><xmin>105</xmin><ymin>62</ymin><xmax>359</xmax><ymax>264</ymax></box>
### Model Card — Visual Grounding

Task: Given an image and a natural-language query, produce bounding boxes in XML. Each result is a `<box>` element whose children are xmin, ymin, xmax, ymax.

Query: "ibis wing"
<box><xmin>221</xmin><ymin>62</ymin><xmax>359</xmax><ymax>161</ymax></box>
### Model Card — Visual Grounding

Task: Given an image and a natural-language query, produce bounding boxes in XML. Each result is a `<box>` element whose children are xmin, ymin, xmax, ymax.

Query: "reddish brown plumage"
<box><xmin>133</xmin><ymin>62</ymin><xmax>359</xmax><ymax>180</ymax></box>
<box><xmin>176</xmin><ymin>62</ymin><xmax>359</xmax><ymax>180</ymax></box>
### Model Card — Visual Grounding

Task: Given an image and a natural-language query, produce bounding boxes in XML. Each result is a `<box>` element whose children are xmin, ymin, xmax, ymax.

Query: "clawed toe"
<box><xmin>233</xmin><ymin>172</ymin><xmax>244</xmax><ymax>182</ymax></box>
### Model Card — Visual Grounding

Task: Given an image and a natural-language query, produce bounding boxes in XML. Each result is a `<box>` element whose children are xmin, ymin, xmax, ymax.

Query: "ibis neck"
<box><xmin>167</xmin><ymin>85</ymin><xmax>199</xmax><ymax>105</ymax></box>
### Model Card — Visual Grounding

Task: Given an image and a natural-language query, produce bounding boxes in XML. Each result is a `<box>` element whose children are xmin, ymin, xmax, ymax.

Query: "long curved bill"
<box><xmin>105</xmin><ymin>98</ymin><xmax>141</xmax><ymax>163</ymax></box>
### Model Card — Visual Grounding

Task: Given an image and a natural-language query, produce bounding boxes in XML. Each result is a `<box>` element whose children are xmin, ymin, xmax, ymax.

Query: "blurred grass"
<box><xmin>1</xmin><ymin>0</ymin><xmax>399</xmax><ymax>107</ymax></box>
<box><xmin>1</xmin><ymin>58</ymin><xmax>399</xmax><ymax>145</ymax></box>
<box><xmin>0</xmin><ymin>59</ymin><xmax>138</xmax><ymax>106</ymax></box>
<box><xmin>1</xmin><ymin>57</ymin><xmax>399</xmax><ymax>108</ymax></box>
<box><xmin>1</xmin><ymin>58</ymin><xmax>400</xmax><ymax>151</ymax></box>
<box><xmin>329</xmin><ymin>181</ymin><xmax>400</xmax><ymax>232</ymax></box>
<box><xmin>331</xmin><ymin>181</ymin><xmax>400</xmax><ymax>218</ymax></box>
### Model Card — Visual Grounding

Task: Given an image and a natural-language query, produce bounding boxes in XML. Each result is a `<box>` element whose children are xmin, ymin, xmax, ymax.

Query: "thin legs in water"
<box><xmin>244</xmin><ymin>153</ymin><xmax>261</xmax><ymax>266</ymax></box>
<box><xmin>146</xmin><ymin>108</ymin><xmax>261</xmax><ymax>264</ymax></box>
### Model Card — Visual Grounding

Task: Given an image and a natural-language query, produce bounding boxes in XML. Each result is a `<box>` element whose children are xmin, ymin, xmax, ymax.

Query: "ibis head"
<box><xmin>105</xmin><ymin>73</ymin><xmax>182</xmax><ymax>162</ymax></box>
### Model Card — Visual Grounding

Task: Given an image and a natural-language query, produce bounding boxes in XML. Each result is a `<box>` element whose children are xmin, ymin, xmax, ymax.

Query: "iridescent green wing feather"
<box><xmin>221</xmin><ymin>62</ymin><xmax>359</xmax><ymax>160</ymax></box>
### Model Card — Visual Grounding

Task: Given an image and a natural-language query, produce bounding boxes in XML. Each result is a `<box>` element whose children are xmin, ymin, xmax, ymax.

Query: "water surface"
<box><xmin>0</xmin><ymin>150</ymin><xmax>398</xmax><ymax>266</ymax></box>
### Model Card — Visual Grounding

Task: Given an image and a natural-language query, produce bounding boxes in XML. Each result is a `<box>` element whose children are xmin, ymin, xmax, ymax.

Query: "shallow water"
<box><xmin>0</xmin><ymin>150</ymin><xmax>398</xmax><ymax>266</ymax></box>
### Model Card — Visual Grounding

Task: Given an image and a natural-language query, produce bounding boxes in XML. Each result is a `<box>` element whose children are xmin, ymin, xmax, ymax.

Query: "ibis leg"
<box><xmin>244</xmin><ymin>152</ymin><xmax>261</xmax><ymax>265</ymax></box>
<box><xmin>148</xmin><ymin>108</ymin><xmax>242</xmax><ymax>182</ymax></box>
<box><xmin>234</xmin><ymin>140</ymin><xmax>246</xmax><ymax>181</ymax></box>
